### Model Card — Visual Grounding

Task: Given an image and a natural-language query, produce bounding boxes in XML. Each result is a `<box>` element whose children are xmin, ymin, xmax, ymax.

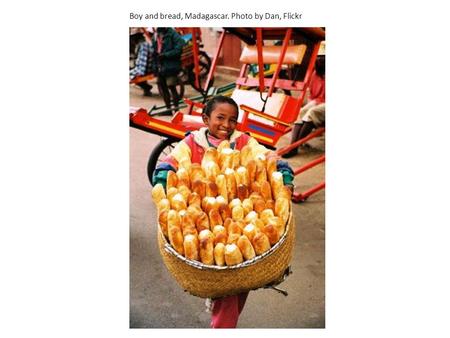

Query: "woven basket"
<box><xmin>157</xmin><ymin>212</ymin><xmax>295</xmax><ymax>298</ymax></box>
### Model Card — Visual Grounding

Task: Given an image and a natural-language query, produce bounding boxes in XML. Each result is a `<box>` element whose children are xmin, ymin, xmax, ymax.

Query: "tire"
<box><xmin>147</xmin><ymin>137</ymin><xmax>179</xmax><ymax>186</ymax></box>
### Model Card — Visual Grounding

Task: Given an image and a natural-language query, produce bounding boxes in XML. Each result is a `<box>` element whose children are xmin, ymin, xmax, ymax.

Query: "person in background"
<box><xmin>152</xmin><ymin>95</ymin><xmax>294</xmax><ymax>328</ymax></box>
<box><xmin>129</xmin><ymin>28</ymin><xmax>155</xmax><ymax>97</ymax></box>
<box><xmin>151</xmin><ymin>27</ymin><xmax>185</xmax><ymax>113</ymax></box>
<box><xmin>282</xmin><ymin>54</ymin><xmax>325</xmax><ymax>158</ymax></box>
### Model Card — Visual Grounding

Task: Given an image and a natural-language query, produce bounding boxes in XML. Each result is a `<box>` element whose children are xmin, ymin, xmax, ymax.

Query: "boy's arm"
<box><xmin>151</xmin><ymin>140</ymin><xmax>192</xmax><ymax>189</ymax></box>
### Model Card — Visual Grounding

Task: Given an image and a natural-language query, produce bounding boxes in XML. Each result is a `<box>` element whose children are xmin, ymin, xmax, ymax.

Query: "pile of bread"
<box><xmin>151</xmin><ymin>141</ymin><xmax>291</xmax><ymax>267</ymax></box>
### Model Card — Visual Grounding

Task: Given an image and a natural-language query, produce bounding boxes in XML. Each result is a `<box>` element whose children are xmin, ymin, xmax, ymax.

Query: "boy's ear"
<box><xmin>201</xmin><ymin>114</ymin><xmax>209</xmax><ymax>125</ymax></box>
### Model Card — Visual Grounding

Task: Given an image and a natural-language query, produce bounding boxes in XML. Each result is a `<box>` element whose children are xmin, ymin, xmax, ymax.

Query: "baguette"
<box><xmin>183</xmin><ymin>234</ymin><xmax>199</xmax><ymax>261</ymax></box>
<box><xmin>151</xmin><ymin>183</ymin><xmax>166</xmax><ymax>204</ymax></box>
<box><xmin>198</xmin><ymin>229</ymin><xmax>215</xmax><ymax>265</ymax></box>
<box><xmin>212</xmin><ymin>225</ymin><xmax>227</xmax><ymax>245</ymax></box>
<box><xmin>195</xmin><ymin>211</ymin><xmax>210</xmax><ymax>232</ymax></box>
<box><xmin>237</xmin><ymin>235</ymin><xmax>256</xmax><ymax>260</ymax></box>
<box><xmin>224</xmin><ymin>244</ymin><xmax>244</xmax><ymax>266</ymax></box>
<box><xmin>166</xmin><ymin>170</ymin><xmax>178</xmax><ymax>190</ymax></box>
<box><xmin>252</xmin><ymin>232</ymin><xmax>271</xmax><ymax>255</ymax></box>
<box><xmin>215</xmin><ymin>174</ymin><xmax>228</xmax><ymax>203</ymax></box>
<box><xmin>213</xmin><ymin>243</ymin><xmax>226</xmax><ymax>266</ymax></box>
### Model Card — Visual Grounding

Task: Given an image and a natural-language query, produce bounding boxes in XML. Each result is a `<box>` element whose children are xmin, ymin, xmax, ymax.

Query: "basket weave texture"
<box><xmin>157</xmin><ymin>212</ymin><xmax>295</xmax><ymax>298</ymax></box>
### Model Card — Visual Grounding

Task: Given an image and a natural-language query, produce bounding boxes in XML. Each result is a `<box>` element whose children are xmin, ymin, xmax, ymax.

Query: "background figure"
<box><xmin>129</xmin><ymin>28</ymin><xmax>155</xmax><ymax>96</ymax></box>
<box><xmin>151</xmin><ymin>27</ymin><xmax>185</xmax><ymax>112</ymax></box>
<box><xmin>282</xmin><ymin>54</ymin><xmax>325</xmax><ymax>158</ymax></box>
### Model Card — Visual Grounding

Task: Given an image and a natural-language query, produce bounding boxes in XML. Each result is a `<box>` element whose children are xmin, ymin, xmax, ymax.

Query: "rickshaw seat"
<box><xmin>239</xmin><ymin>44</ymin><xmax>307</xmax><ymax>65</ymax></box>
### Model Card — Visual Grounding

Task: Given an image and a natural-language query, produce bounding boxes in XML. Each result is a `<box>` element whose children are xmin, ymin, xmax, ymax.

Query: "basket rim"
<box><xmin>159</xmin><ymin>211</ymin><xmax>293</xmax><ymax>271</ymax></box>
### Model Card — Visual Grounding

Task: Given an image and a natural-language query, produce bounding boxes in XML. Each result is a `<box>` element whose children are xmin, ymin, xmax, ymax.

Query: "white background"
<box><xmin>1</xmin><ymin>0</ymin><xmax>449</xmax><ymax>337</ymax></box>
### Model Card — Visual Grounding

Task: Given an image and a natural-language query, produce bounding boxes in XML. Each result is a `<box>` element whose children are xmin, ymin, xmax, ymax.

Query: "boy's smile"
<box><xmin>202</xmin><ymin>103</ymin><xmax>238</xmax><ymax>140</ymax></box>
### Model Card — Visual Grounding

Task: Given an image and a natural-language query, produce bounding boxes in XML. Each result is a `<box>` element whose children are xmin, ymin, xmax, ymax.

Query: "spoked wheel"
<box><xmin>188</xmin><ymin>51</ymin><xmax>214</xmax><ymax>92</ymax></box>
<box><xmin>147</xmin><ymin>137</ymin><xmax>179</xmax><ymax>186</ymax></box>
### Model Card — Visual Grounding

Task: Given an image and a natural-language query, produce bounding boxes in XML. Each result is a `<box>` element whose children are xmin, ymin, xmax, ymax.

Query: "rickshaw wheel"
<box><xmin>147</xmin><ymin>137</ymin><xmax>179</xmax><ymax>186</ymax></box>
<box><xmin>188</xmin><ymin>51</ymin><xmax>214</xmax><ymax>90</ymax></box>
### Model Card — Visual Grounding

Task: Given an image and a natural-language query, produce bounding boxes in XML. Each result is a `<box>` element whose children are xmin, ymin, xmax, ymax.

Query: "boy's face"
<box><xmin>202</xmin><ymin>103</ymin><xmax>238</xmax><ymax>140</ymax></box>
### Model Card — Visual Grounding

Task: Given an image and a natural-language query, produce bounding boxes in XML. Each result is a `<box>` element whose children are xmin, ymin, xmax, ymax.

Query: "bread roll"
<box><xmin>244</xmin><ymin>210</ymin><xmax>258</xmax><ymax>224</ymax></box>
<box><xmin>239</xmin><ymin>145</ymin><xmax>252</xmax><ymax>166</ymax></box>
<box><xmin>237</xmin><ymin>235</ymin><xmax>256</xmax><ymax>260</ymax></box>
<box><xmin>217</xmin><ymin>140</ymin><xmax>231</xmax><ymax>154</ymax></box>
<box><xmin>178</xmin><ymin>158</ymin><xmax>191</xmax><ymax>172</ymax></box>
<box><xmin>158</xmin><ymin>210</ymin><xmax>169</xmax><ymax>238</ymax></box>
<box><xmin>247</xmin><ymin>159</ymin><xmax>257</xmax><ymax>183</ymax></box>
<box><xmin>215</xmin><ymin>174</ymin><xmax>228</xmax><ymax>203</ymax></box>
<box><xmin>235</xmin><ymin>167</ymin><xmax>250</xmax><ymax>187</ymax></box>
<box><xmin>224</xmin><ymin>168</ymin><xmax>237</xmax><ymax>201</ymax></box>
<box><xmin>191</xmin><ymin>179</ymin><xmax>206</xmax><ymax>199</ymax></box>
<box><xmin>252</xmin><ymin>218</ymin><xmax>265</xmax><ymax>232</ymax></box>
<box><xmin>275</xmin><ymin>197</ymin><xmax>290</xmax><ymax>224</ymax></box>
<box><xmin>186</xmin><ymin>204</ymin><xmax>202</xmax><ymax>223</ymax></box>
<box><xmin>219</xmin><ymin>147</ymin><xmax>234</xmax><ymax>171</ymax></box>
<box><xmin>157</xmin><ymin>198</ymin><xmax>170</xmax><ymax>214</ymax></box>
<box><xmin>178</xmin><ymin>185</ymin><xmax>191</xmax><ymax>202</ymax></box>
<box><xmin>201</xmin><ymin>148</ymin><xmax>219</xmax><ymax>167</ymax></box>
<box><xmin>202</xmin><ymin>196</ymin><xmax>217</xmax><ymax>214</ymax></box>
<box><xmin>167</xmin><ymin>209</ymin><xmax>181</xmax><ymax>230</ymax></box>
<box><xmin>253</xmin><ymin>198</ymin><xmax>266</xmax><ymax>214</ymax></box>
<box><xmin>195</xmin><ymin>211</ymin><xmax>210</xmax><ymax>232</ymax></box>
<box><xmin>229</xmin><ymin>198</ymin><xmax>242</xmax><ymax>210</ymax></box>
<box><xmin>198</xmin><ymin>229</ymin><xmax>215</xmax><ymax>265</ymax></box>
<box><xmin>183</xmin><ymin>234</ymin><xmax>199</xmax><ymax>261</ymax></box>
<box><xmin>266</xmin><ymin>157</ymin><xmax>277</xmax><ymax>178</ymax></box>
<box><xmin>260</xmin><ymin>181</ymin><xmax>273</xmax><ymax>200</ymax></box>
<box><xmin>151</xmin><ymin>183</ymin><xmax>166</xmax><ymax>204</ymax></box>
<box><xmin>237</xmin><ymin>184</ymin><xmax>249</xmax><ymax>201</ymax></box>
<box><xmin>166</xmin><ymin>171</ymin><xmax>178</xmax><ymax>190</ymax></box>
<box><xmin>262</xmin><ymin>223</ymin><xmax>280</xmax><ymax>245</ymax></box>
<box><xmin>243</xmin><ymin>223</ymin><xmax>259</xmax><ymax>242</ymax></box>
<box><xmin>219</xmin><ymin>203</ymin><xmax>232</xmax><ymax>222</ymax></box>
<box><xmin>224</xmin><ymin>244</ymin><xmax>244</xmax><ymax>266</ymax></box>
<box><xmin>176</xmin><ymin>167</ymin><xmax>191</xmax><ymax>188</ymax></box>
<box><xmin>242</xmin><ymin>198</ymin><xmax>253</xmax><ymax>215</ymax></box>
<box><xmin>189</xmin><ymin>163</ymin><xmax>205</xmax><ymax>182</ymax></box>
<box><xmin>213</xmin><ymin>243</ymin><xmax>226</xmax><ymax>266</ymax></box>
<box><xmin>212</xmin><ymin>225</ymin><xmax>227</xmax><ymax>245</ymax></box>
<box><xmin>187</xmin><ymin>192</ymin><xmax>201</xmax><ymax>207</ymax></box>
<box><xmin>232</xmin><ymin>150</ymin><xmax>241</xmax><ymax>169</ymax></box>
<box><xmin>277</xmin><ymin>185</ymin><xmax>292</xmax><ymax>200</ymax></box>
<box><xmin>168</xmin><ymin>225</ymin><xmax>184</xmax><ymax>255</ymax></box>
<box><xmin>265</xmin><ymin>199</ymin><xmax>275</xmax><ymax>212</ymax></box>
<box><xmin>170</xmin><ymin>193</ymin><xmax>187</xmax><ymax>211</ymax></box>
<box><xmin>267</xmin><ymin>216</ymin><xmax>285</xmax><ymax>238</ymax></box>
<box><xmin>228</xmin><ymin>221</ymin><xmax>242</xmax><ymax>235</ymax></box>
<box><xmin>180</xmin><ymin>210</ymin><xmax>198</xmax><ymax>236</ymax></box>
<box><xmin>250</xmin><ymin>181</ymin><xmax>261</xmax><ymax>194</ymax></box>
<box><xmin>203</xmin><ymin>161</ymin><xmax>220</xmax><ymax>182</ymax></box>
<box><xmin>235</xmin><ymin>220</ymin><xmax>246</xmax><ymax>232</ymax></box>
<box><xmin>227</xmin><ymin>233</ymin><xmax>241</xmax><ymax>245</ymax></box>
<box><xmin>209</xmin><ymin>209</ymin><xmax>223</xmax><ymax>227</ymax></box>
<box><xmin>223</xmin><ymin>218</ymin><xmax>233</xmax><ymax>232</ymax></box>
<box><xmin>232</xmin><ymin>205</ymin><xmax>244</xmax><ymax>221</ymax></box>
<box><xmin>206</xmin><ymin>181</ymin><xmax>218</xmax><ymax>197</ymax></box>
<box><xmin>252</xmin><ymin>232</ymin><xmax>271</xmax><ymax>255</ymax></box>
<box><xmin>166</xmin><ymin>187</ymin><xmax>178</xmax><ymax>203</ymax></box>
<box><xmin>270</xmin><ymin>171</ymin><xmax>284</xmax><ymax>199</ymax></box>
<box><xmin>215</xmin><ymin>195</ymin><xmax>227</xmax><ymax>207</ymax></box>
<box><xmin>260</xmin><ymin>209</ymin><xmax>275</xmax><ymax>224</ymax></box>
<box><xmin>167</xmin><ymin>210</ymin><xmax>183</xmax><ymax>254</ymax></box>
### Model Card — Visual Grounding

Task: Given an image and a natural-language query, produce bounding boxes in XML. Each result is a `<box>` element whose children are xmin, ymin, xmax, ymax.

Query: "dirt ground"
<box><xmin>129</xmin><ymin>74</ymin><xmax>325</xmax><ymax>328</ymax></box>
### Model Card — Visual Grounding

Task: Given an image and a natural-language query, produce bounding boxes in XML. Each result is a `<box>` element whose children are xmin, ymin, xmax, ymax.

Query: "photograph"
<box><xmin>129</xmin><ymin>27</ymin><xmax>325</xmax><ymax>328</ymax></box>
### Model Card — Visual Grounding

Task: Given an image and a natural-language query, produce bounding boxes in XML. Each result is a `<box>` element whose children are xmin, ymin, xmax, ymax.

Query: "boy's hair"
<box><xmin>203</xmin><ymin>95</ymin><xmax>239</xmax><ymax>117</ymax></box>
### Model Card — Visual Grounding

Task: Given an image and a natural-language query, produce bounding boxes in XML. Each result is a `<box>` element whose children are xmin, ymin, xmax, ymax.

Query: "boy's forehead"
<box><xmin>212</xmin><ymin>103</ymin><xmax>238</xmax><ymax>116</ymax></box>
